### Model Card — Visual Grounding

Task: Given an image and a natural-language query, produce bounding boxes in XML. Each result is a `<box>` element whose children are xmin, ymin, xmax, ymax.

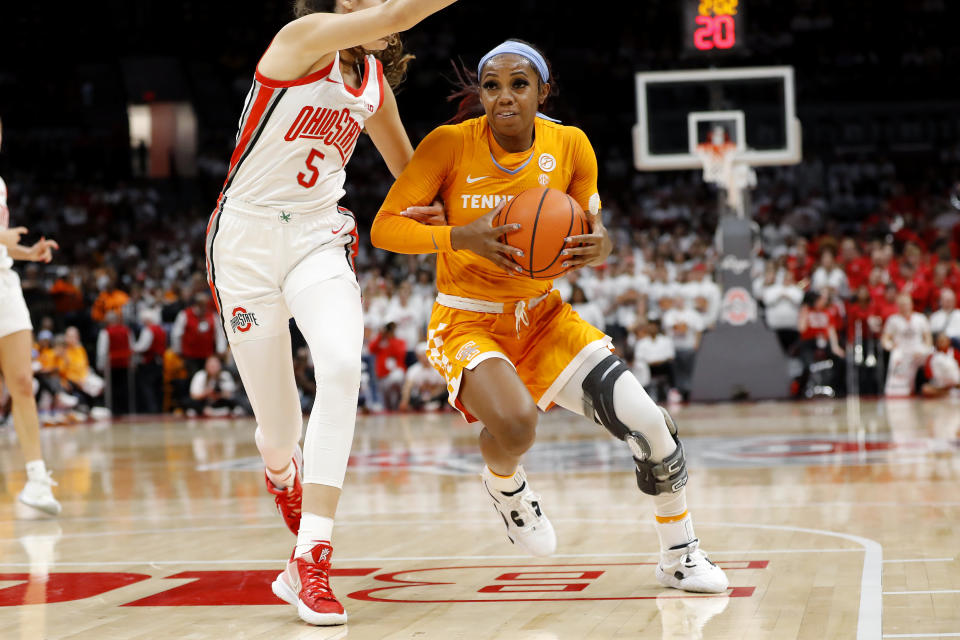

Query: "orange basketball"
<box><xmin>494</xmin><ymin>187</ymin><xmax>588</xmax><ymax>280</ymax></box>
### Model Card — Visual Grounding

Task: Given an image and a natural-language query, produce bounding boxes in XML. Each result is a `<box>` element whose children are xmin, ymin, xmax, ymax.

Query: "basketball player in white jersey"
<box><xmin>0</xmin><ymin>115</ymin><xmax>62</xmax><ymax>516</ymax></box>
<box><xmin>205</xmin><ymin>0</ymin><xmax>457</xmax><ymax>626</ymax></box>
<box><xmin>882</xmin><ymin>293</ymin><xmax>932</xmax><ymax>396</ymax></box>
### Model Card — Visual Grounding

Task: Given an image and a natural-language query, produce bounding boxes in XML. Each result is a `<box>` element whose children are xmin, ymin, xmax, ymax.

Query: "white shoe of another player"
<box><xmin>656</xmin><ymin>538</ymin><xmax>728</xmax><ymax>593</ymax></box>
<box><xmin>481</xmin><ymin>465</ymin><xmax>556</xmax><ymax>557</ymax></box>
<box><xmin>17</xmin><ymin>471</ymin><xmax>61</xmax><ymax>517</ymax></box>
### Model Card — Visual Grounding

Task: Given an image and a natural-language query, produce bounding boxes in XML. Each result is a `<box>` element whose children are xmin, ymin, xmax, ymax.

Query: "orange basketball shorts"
<box><xmin>425</xmin><ymin>290</ymin><xmax>612</xmax><ymax>422</ymax></box>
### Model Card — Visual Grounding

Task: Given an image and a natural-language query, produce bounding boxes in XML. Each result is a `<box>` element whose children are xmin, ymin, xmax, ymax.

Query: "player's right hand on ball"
<box><xmin>450</xmin><ymin>201</ymin><xmax>524</xmax><ymax>274</ymax></box>
<box><xmin>0</xmin><ymin>226</ymin><xmax>28</xmax><ymax>248</ymax></box>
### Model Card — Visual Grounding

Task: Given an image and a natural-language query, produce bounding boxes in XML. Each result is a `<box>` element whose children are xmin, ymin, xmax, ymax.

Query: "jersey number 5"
<box><xmin>297</xmin><ymin>148</ymin><xmax>325</xmax><ymax>188</ymax></box>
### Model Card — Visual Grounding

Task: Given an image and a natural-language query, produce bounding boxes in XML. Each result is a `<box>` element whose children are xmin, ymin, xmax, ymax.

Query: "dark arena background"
<box><xmin>1</xmin><ymin>1</ymin><xmax>959</xmax><ymax>638</ymax></box>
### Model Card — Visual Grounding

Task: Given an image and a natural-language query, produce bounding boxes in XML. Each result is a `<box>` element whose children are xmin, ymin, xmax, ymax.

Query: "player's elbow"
<box><xmin>370</xmin><ymin>214</ymin><xmax>388</xmax><ymax>250</ymax></box>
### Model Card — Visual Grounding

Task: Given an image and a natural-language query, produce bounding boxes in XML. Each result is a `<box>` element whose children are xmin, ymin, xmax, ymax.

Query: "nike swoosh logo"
<box><xmin>466</xmin><ymin>175</ymin><xmax>490</xmax><ymax>184</ymax></box>
<box><xmin>332</xmin><ymin>221</ymin><xmax>348</xmax><ymax>234</ymax></box>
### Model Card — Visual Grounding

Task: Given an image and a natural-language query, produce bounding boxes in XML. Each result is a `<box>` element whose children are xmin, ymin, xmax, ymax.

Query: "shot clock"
<box><xmin>684</xmin><ymin>0</ymin><xmax>745</xmax><ymax>53</ymax></box>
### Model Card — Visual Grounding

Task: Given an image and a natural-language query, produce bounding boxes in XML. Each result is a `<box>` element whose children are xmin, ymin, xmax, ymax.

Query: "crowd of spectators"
<box><xmin>3</xmin><ymin>153</ymin><xmax>960</xmax><ymax>427</ymax></box>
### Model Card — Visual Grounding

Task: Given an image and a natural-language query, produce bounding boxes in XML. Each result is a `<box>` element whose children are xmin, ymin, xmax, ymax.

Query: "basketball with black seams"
<box><xmin>494</xmin><ymin>187</ymin><xmax>588</xmax><ymax>280</ymax></box>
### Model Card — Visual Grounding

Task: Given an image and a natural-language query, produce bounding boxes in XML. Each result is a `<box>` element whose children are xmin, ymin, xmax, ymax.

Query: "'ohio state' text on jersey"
<box><xmin>222</xmin><ymin>52</ymin><xmax>384</xmax><ymax>214</ymax></box>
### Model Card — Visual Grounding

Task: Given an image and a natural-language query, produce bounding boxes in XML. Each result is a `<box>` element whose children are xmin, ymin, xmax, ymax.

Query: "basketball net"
<box><xmin>695</xmin><ymin>142</ymin><xmax>757</xmax><ymax>216</ymax></box>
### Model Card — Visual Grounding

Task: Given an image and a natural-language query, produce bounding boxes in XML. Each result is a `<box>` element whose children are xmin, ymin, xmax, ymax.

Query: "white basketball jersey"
<box><xmin>0</xmin><ymin>176</ymin><xmax>11</xmax><ymax>271</ymax></box>
<box><xmin>222</xmin><ymin>52</ymin><xmax>384</xmax><ymax>213</ymax></box>
<box><xmin>885</xmin><ymin>312</ymin><xmax>929</xmax><ymax>349</ymax></box>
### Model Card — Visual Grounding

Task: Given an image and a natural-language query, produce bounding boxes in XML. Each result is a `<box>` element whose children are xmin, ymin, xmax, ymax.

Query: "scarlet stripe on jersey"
<box><xmin>222</xmin><ymin>84</ymin><xmax>287</xmax><ymax>192</ymax></box>
<box><xmin>205</xmin><ymin>194</ymin><xmax>227</xmax><ymax>317</ymax></box>
<box><xmin>337</xmin><ymin>206</ymin><xmax>359</xmax><ymax>274</ymax></box>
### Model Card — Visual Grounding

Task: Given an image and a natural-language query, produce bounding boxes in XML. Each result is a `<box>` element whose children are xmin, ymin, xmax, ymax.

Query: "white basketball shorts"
<box><xmin>0</xmin><ymin>269</ymin><xmax>33</xmax><ymax>340</ymax></box>
<box><xmin>205</xmin><ymin>195</ymin><xmax>360</xmax><ymax>345</ymax></box>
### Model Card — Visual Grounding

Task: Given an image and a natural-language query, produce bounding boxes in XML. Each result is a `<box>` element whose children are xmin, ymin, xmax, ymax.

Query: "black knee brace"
<box><xmin>634</xmin><ymin>408</ymin><xmax>688</xmax><ymax>495</ymax></box>
<box><xmin>581</xmin><ymin>354</ymin><xmax>652</xmax><ymax>461</ymax></box>
<box><xmin>582</xmin><ymin>355</ymin><xmax>687</xmax><ymax>496</ymax></box>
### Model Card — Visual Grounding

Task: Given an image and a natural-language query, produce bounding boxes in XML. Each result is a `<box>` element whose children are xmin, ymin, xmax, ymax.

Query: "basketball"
<box><xmin>494</xmin><ymin>187</ymin><xmax>588</xmax><ymax>280</ymax></box>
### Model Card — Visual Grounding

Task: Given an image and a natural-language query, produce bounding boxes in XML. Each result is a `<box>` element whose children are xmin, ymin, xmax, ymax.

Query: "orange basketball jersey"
<box><xmin>372</xmin><ymin>115</ymin><xmax>600</xmax><ymax>302</ymax></box>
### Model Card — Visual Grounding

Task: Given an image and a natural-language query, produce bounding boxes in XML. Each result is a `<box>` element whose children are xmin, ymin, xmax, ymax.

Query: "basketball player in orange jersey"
<box><xmin>372</xmin><ymin>40</ymin><xmax>728</xmax><ymax>593</ymax></box>
<box><xmin>205</xmin><ymin>0</ymin><xmax>457</xmax><ymax>625</ymax></box>
<box><xmin>0</xmin><ymin>115</ymin><xmax>62</xmax><ymax>517</ymax></box>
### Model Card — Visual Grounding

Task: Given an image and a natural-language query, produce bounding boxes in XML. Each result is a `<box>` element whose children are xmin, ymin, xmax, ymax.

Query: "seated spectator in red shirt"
<box><xmin>786</xmin><ymin>236</ymin><xmax>815</xmax><ymax>282</ymax></box>
<box><xmin>869</xmin><ymin>244</ymin><xmax>896</xmax><ymax>283</ymax></box>
<box><xmin>846</xmin><ymin>285</ymin><xmax>881</xmax><ymax>343</ymax></box>
<box><xmin>902</xmin><ymin>242</ymin><xmax>931</xmax><ymax>279</ymax></box>
<box><xmin>898</xmin><ymin>262</ymin><xmax>931</xmax><ymax>312</ymax></box>
<box><xmin>924</xmin><ymin>263</ymin><xmax>954</xmax><ymax>312</ymax></box>
<box><xmin>799</xmin><ymin>291</ymin><xmax>843</xmax><ymax>351</ymax></box>
<box><xmin>369</xmin><ymin>322</ymin><xmax>407</xmax><ymax>410</ymax></box>
<box><xmin>872</xmin><ymin>283</ymin><xmax>900</xmax><ymax>322</ymax></box>
<box><xmin>796</xmin><ymin>290</ymin><xmax>845</xmax><ymax>396</ymax></box>
<box><xmin>866</xmin><ymin>266</ymin><xmax>888</xmax><ymax>301</ymax></box>
<box><xmin>840</xmin><ymin>237</ymin><xmax>871</xmax><ymax>291</ymax></box>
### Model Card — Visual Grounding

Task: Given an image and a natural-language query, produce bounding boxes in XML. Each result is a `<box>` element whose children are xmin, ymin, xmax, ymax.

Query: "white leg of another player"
<box><xmin>272</xmin><ymin>274</ymin><xmax>361</xmax><ymax>625</ymax></box>
<box><xmin>231</xmin><ymin>330</ymin><xmax>303</xmax><ymax>475</ymax></box>
<box><xmin>286</xmin><ymin>274</ymin><xmax>363</xmax><ymax>492</ymax></box>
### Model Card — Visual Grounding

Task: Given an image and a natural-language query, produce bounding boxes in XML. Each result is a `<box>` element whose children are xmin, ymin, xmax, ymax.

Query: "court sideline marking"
<box><xmin>702</xmin><ymin>521</ymin><xmax>882</xmax><ymax>640</ymax></box>
<box><xmin>0</xmin><ymin>519</ymin><xmax>883</xmax><ymax>638</ymax></box>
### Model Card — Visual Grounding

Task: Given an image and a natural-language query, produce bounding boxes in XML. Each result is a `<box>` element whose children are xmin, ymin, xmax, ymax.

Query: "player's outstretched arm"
<box><xmin>366</xmin><ymin>82</ymin><xmax>415</xmax><ymax>179</ymax></box>
<box><xmin>262</xmin><ymin>0</ymin><xmax>458</xmax><ymax>79</ymax></box>
<box><xmin>10</xmin><ymin>237</ymin><xmax>58</xmax><ymax>263</ymax></box>
<box><xmin>0</xmin><ymin>226</ymin><xmax>27</xmax><ymax>248</ymax></box>
<box><xmin>1</xmin><ymin>226</ymin><xmax>58</xmax><ymax>263</ymax></box>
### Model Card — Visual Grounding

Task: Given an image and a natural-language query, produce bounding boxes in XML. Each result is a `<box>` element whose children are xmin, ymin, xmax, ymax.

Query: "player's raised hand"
<box><xmin>450</xmin><ymin>201</ymin><xmax>524</xmax><ymax>274</ymax></box>
<box><xmin>401</xmin><ymin>200</ymin><xmax>447</xmax><ymax>225</ymax></box>
<box><xmin>0</xmin><ymin>226</ymin><xmax>28</xmax><ymax>248</ymax></box>
<box><xmin>561</xmin><ymin>210</ymin><xmax>613</xmax><ymax>269</ymax></box>
<box><xmin>24</xmin><ymin>237</ymin><xmax>59</xmax><ymax>263</ymax></box>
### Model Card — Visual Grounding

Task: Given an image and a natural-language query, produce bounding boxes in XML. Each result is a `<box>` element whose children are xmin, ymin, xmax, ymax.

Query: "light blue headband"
<box><xmin>477</xmin><ymin>41</ymin><xmax>550</xmax><ymax>84</ymax></box>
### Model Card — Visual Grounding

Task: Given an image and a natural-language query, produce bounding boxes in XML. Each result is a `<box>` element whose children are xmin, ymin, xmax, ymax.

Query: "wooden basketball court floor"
<box><xmin>1</xmin><ymin>398</ymin><xmax>959</xmax><ymax>639</ymax></box>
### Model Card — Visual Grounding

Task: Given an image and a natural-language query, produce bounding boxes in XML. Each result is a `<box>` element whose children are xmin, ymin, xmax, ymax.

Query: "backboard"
<box><xmin>633</xmin><ymin>66</ymin><xmax>801</xmax><ymax>171</ymax></box>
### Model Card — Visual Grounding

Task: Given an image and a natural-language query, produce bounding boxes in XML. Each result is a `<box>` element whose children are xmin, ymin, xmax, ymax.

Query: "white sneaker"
<box><xmin>656</xmin><ymin>539</ymin><xmax>728</xmax><ymax>593</ymax></box>
<box><xmin>17</xmin><ymin>472</ymin><xmax>62</xmax><ymax>517</ymax></box>
<box><xmin>481</xmin><ymin>465</ymin><xmax>556</xmax><ymax>557</ymax></box>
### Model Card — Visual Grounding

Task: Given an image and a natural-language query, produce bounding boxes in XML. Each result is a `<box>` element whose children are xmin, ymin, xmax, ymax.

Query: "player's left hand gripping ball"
<box><xmin>561</xmin><ymin>199</ymin><xmax>611</xmax><ymax>269</ymax></box>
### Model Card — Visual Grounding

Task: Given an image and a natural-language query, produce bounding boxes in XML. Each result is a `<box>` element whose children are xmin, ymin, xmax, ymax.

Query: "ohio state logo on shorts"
<box><xmin>230</xmin><ymin>306</ymin><xmax>259</xmax><ymax>333</ymax></box>
<box><xmin>720</xmin><ymin>287</ymin><xmax>757</xmax><ymax>326</ymax></box>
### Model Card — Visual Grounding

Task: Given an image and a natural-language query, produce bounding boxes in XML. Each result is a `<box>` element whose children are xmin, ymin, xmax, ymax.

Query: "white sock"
<box><xmin>295</xmin><ymin>512</ymin><xmax>334</xmax><ymax>557</ymax></box>
<box><xmin>266</xmin><ymin>460</ymin><xmax>295</xmax><ymax>489</ymax></box>
<box><xmin>653</xmin><ymin>488</ymin><xmax>696</xmax><ymax>552</ymax></box>
<box><xmin>485</xmin><ymin>466</ymin><xmax>525</xmax><ymax>494</ymax></box>
<box><xmin>25</xmin><ymin>459</ymin><xmax>47</xmax><ymax>481</ymax></box>
<box><xmin>653</xmin><ymin>488</ymin><xmax>687</xmax><ymax>518</ymax></box>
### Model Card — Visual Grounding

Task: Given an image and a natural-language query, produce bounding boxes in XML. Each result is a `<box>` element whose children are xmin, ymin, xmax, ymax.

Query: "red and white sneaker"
<box><xmin>272</xmin><ymin>542</ymin><xmax>347</xmax><ymax>626</ymax></box>
<box><xmin>264</xmin><ymin>447</ymin><xmax>303</xmax><ymax>535</ymax></box>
